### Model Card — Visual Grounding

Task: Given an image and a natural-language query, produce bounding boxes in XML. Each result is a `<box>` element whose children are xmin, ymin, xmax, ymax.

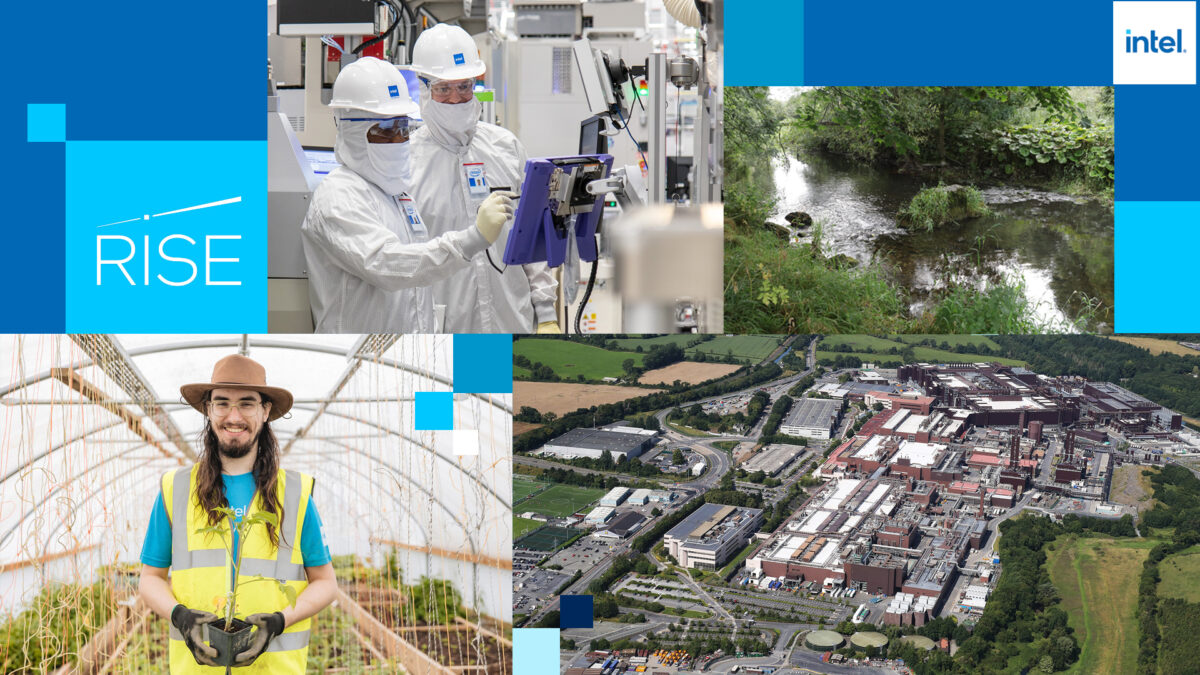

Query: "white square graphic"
<box><xmin>453</xmin><ymin>429</ymin><xmax>480</xmax><ymax>456</ymax></box>
<box><xmin>1114</xmin><ymin>1</ymin><xmax>1196</xmax><ymax>84</ymax></box>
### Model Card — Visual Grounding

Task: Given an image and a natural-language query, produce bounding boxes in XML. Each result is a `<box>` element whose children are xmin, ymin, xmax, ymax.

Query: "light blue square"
<box><xmin>415</xmin><ymin>391</ymin><xmax>454</xmax><ymax>430</ymax></box>
<box><xmin>453</xmin><ymin>335</ymin><xmax>513</xmax><ymax>393</ymax></box>
<box><xmin>1115</xmin><ymin>201</ymin><xmax>1200</xmax><ymax>332</ymax></box>
<box><xmin>28</xmin><ymin>104</ymin><xmax>66</xmax><ymax>142</ymax></box>
<box><xmin>64</xmin><ymin>140</ymin><xmax>266</xmax><ymax>332</ymax></box>
<box><xmin>513</xmin><ymin>628</ymin><xmax>560</xmax><ymax>675</ymax></box>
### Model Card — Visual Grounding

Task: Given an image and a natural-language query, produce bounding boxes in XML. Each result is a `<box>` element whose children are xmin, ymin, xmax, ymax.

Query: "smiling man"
<box><xmin>137</xmin><ymin>354</ymin><xmax>337</xmax><ymax>673</ymax></box>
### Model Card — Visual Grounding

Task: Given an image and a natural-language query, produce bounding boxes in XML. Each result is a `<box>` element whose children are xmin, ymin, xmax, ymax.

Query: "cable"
<box><xmin>574</xmin><ymin>235</ymin><xmax>600</xmax><ymax>335</ymax></box>
<box><xmin>354</xmin><ymin>0</ymin><xmax>403</xmax><ymax>55</ymax></box>
<box><xmin>631</xmin><ymin>79</ymin><xmax>647</xmax><ymax>113</ymax></box>
<box><xmin>616</xmin><ymin>107</ymin><xmax>648</xmax><ymax>170</ymax></box>
<box><xmin>485</xmin><ymin>249</ymin><xmax>507</xmax><ymax>274</ymax></box>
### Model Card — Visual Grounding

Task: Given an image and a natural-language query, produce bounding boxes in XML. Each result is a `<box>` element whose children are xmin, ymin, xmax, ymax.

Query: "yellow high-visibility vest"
<box><xmin>161</xmin><ymin>465</ymin><xmax>314</xmax><ymax>674</ymax></box>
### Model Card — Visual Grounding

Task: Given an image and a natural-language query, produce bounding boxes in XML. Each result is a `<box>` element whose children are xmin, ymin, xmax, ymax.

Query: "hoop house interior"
<box><xmin>0</xmin><ymin>334</ymin><xmax>512</xmax><ymax>674</ymax></box>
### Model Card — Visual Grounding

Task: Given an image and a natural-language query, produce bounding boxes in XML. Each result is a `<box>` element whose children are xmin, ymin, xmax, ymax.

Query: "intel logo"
<box><xmin>1125</xmin><ymin>28</ymin><xmax>1187</xmax><ymax>52</ymax></box>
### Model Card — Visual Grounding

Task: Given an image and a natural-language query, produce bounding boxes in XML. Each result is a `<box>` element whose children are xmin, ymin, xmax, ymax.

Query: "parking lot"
<box><xmin>513</xmin><ymin>566</ymin><xmax>572</xmax><ymax>615</ymax></box>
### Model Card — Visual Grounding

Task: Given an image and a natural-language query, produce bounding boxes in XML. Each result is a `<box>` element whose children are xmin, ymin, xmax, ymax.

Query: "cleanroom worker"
<box><xmin>138</xmin><ymin>355</ymin><xmax>337</xmax><ymax>673</ymax></box>
<box><xmin>301</xmin><ymin>56</ymin><xmax>515</xmax><ymax>332</ymax></box>
<box><xmin>408</xmin><ymin>24</ymin><xmax>560</xmax><ymax>333</ymax></box>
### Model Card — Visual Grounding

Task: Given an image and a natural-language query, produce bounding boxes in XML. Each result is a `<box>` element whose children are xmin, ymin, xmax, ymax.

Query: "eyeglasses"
<box><xmin>430</xmin><ymin>80</ymin><xmax>476</xmax><ymax>97</ymax></box>
<box><xmin>208</xmin><ymin>400</ymin><xmax>263</xmax><ymax>417</ymax></box>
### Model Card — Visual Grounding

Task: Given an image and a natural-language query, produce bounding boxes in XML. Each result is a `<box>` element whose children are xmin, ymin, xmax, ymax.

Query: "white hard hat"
<box><xmin>329</xmin><ymin>57</ymin><xmax>419</xmax><ymax>117</ymax></box>
<box><xmin>410</xmin><ymin>24</ymin><xmax>486</xmax><ymax>81</ymax></box>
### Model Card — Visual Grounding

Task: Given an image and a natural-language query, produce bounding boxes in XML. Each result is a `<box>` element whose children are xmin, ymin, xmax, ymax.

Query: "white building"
<box><xmin>600</xmin><ymin>487</ymin><xmax>631</xmax><ymax>507</ymax></box>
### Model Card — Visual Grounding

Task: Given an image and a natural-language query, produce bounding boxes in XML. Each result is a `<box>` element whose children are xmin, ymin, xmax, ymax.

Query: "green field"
<box><xmin>891</xmin><ymin>334</ymin><xmax>1003</xmax><ymax>350</ymax></box>
<box><xmin>514</xmin><ymin>517</ymin><xmax>544</xmax><ymax>539</ymax></box>
<box><xmin>819</xmin><ymin>335</ymin><xmax>910</xmax><ymax>352</ymax></box>
<box><xmin>816</xmin><ymin>335</ymin><xmax>1021</xmax><ymax>366</ymax></box>
<box><xmin>815</xmin><ymin>349</ymin><xmax>1026</xmax><ymax>367</ymax></box>
<box><xmin>1046</xmin><ymin>536</ymin><xmax>1153</xmax><ymax>675</ymax></box>
<box><xmin>513</xmin><ymin>364</ymin><xmax>532</xmax><ymax>378</ymax></box>
<box><xmin>512</xmin><ymin>339</ymin><xmax>645</xmax><ymax>380</ymax></box>
<box><xmin>685</xmin><ymin>335</ymin><xmax>783</xmax><ymax>362</ymax></box>
<box><xmin>606</xmin><ymin>335</ymin><xmax>702</xmax><ymax>351</ymax></box>
<box><xmin>1158</xmin><ymin>544</ymin><xmax>1200</xmax><ymax>603</ymax></box>
<box><xmin>519</xmin><ymin>484</ymin><xmax>606</xmax><ymax>517</ymax></box>
<box><xmin>514</xmin><ymin>475</ymin><xmax>549</xmax><ymax>503</ymax></box>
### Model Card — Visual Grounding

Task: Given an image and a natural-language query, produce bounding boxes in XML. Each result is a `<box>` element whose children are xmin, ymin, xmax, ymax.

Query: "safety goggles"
<box><xmin>429</xmin><ymin>80</ymin><xmax>476</xmax><ymax>97</ymax></box>
<box><xmin>343</xmin><ymin>116</ymin><xmax>422</xmax><ymax>140</ymax></box>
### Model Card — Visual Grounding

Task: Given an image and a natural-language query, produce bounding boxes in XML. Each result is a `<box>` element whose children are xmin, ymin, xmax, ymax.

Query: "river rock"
<box><xmin>764</xmin><ymin>222</ymin><xmax>791</xmax><ymax>241</ymax></box>
<box><xmin>824</xmin><ymin>254</ymin><xmax>859</xmax><ymax>269</ymax></box>
<box><xmin>785</xmin><ymin>211</ymin><xmax>814</xmax><ymax>227</ymax></box>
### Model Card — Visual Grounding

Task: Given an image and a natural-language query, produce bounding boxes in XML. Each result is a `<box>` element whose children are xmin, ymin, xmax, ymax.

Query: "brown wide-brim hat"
<box><xmin>180</xmin><ymin>354</ymin><xmax>293</xmax><ymax>422</ymax></box>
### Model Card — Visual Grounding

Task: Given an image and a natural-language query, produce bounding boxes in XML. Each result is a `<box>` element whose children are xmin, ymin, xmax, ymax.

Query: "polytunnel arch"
<box><xmin>0</xmin><ymin>334</ymin><xmax>513</xmax><ymax>675</ymax></box>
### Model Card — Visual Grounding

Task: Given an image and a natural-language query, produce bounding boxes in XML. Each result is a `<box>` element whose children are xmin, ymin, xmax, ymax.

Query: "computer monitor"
<box><xmin>579</xmin><ymin>116</ymin><xmax>609</xmax><ymax>155</ymax></box>
<box><xmin>277</xmin><ymin>0</ymin><xmax>376</xmax><ymax>36</ymax></box>
<box><xmin>303</xmin><ymin>147</ymin><xmax>340</xmax><ymax>181</ymax></box>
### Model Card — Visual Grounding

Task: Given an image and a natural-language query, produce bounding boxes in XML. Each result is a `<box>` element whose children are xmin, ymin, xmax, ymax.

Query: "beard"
<box><xmin>217</xmin><ymin>433</ymin><xmax>257</xmax><ymax>459</ymax></box>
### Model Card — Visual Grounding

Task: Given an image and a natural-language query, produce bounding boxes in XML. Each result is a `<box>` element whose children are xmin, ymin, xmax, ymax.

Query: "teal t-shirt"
<box><xmin>140</xmin><ymin>471</ymin><xmax>331</xmax><ymax>568</ymax></box>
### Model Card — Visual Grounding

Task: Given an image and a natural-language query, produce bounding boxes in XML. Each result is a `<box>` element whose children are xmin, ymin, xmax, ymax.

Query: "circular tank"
<box><xmin>804</xmin><ymin>630</ymin><xmax>845</xmax><ymax>651</ymax></box>
<box><xmin>850</xmin><ymin>631</ymin><xmax>889</xmax><ymax>655</ymax></box>
<box><xmin>900</xmin><ymin>635</ymin><xmax>936</xmax><ymax>651</ymax></box>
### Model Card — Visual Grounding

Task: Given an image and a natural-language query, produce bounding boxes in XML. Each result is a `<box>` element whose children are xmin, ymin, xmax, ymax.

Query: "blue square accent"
<box><xmin>415</xmin><ymin>391</ymin><xmax>454</xmax><ymax>430</ymax></box>
<box><xmin>453</xmin><ymin>335</ymin><xmax>513</xmax><ymax>393</ymax></box>
<box><xmin>453</xmin><ymin>53</ymin><xmax>466</xmax><ymax>65</ymax></box>
<box><xmin>1115</xmin><ymin>201</ymin><xmax>1200</xmax><ymax>332</ymax></box>
<box><xmin>559</xmin><ymin>595</ymin><xmax>594</xmax><ymax>628</ymax></box>
<box><xmin>1116</xmin><ymin>86</ymin><xmax>1200</xmax><ymax>201</ymax></box>
<box><xmin>514</xmin><ymin>628</ymin><xmax>559</xmax><ymax>675</ymax></box>
<box><xmin>388</xmin><ymin>84</ymin><xmax>400</xmax><ymax>98</ymax></box>
<box><xmin>28</xmin><ymin>103</ymin><xmax>66</xmax><ymax>142</ymax></box>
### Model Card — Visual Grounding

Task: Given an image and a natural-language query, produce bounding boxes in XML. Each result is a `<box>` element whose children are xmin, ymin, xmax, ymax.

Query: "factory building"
<box><xmin>663</xmin><ymin>503</ymin><xmax>763</xmax><ymax>570</ymax></box>
<box><xmin>540</xmin><ymin>427</ymin><xmax>659</xmax><ymax>460</ymax></box>
<box><xmin>865</xmin><ymin>391</ymin><xmax>936</xmax><ymax>415</ymax></box>
<box><xmin>600</xmin><ymin>487</ymin><xmax>631</xmax><ymax>507</ymax></box>
<box><xmin>742</xmin><ymin>444</ymin><xmax>807</xmax><ymax>476</ymax></box>
<box><xmin>780</xmin><ymin>397</ymin><xmax>844</xmax><ymax>439</ymax></box>
<box><xmin>593</xmin><ymin>511</ymin><xmax>647</xmax><ymax>539</ymax></box>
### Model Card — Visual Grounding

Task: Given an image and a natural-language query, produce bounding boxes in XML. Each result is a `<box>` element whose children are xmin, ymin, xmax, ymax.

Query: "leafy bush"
<box><xmin>899</xmin><ymin>184</ymin><xmax>990</xmax><ymax>231</ymax></box>
<box><xmin>990</xmin><ymin>122</ymin><xmax>1114</xmax><ymax>193</ymax></box>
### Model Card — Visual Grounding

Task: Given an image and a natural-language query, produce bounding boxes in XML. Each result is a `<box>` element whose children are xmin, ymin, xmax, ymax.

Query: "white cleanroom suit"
<box><xmin>410</xmin><ymin>93</ymin><xmax>557</xmax><ymax>333</ymax></box>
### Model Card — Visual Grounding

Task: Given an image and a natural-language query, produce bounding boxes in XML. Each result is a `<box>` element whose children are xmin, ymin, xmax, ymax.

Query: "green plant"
<box><xmin>194</xmin><ymin>507</ymin><xmax>298</xmax><ymax>630</ymax></box>
<box><xmin>899</xmin><ymin>184</ymin><xmax>990</xmax><ymax>231</ymax></box>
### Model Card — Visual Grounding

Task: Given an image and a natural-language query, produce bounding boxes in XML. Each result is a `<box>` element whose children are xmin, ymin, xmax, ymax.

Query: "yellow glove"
<box><xmin>475</xmin><ymin>191</ymin><xmax>516</xmax><ymax>244</ymax></box>
<box><xmin>537</xmin><ymin>321</ymin><xmax>562</xmax><ymax>334</ymax></box>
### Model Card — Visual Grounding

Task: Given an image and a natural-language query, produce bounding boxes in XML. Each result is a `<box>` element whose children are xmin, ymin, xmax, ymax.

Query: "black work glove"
<box><xmin>171</xmin><ymin>604</ymin><xmax>221</xmax><ymax>666</ymax></box>
<box><xmin>235</xmin><ymin>612</ymin><xmax>287</xmax><ymax>666</ymax></box>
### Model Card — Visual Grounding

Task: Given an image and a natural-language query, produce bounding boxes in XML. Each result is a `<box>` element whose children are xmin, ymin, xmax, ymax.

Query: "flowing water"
<box><xmin>770</xmin><ymin>152</ymin><xmax>1114</xmax><ymax>331</ymax></box>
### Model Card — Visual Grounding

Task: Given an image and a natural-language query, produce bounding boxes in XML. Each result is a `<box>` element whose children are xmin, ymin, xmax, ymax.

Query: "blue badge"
<box><xmin>387</xmin><ymin>84</ymin><xmax>399</xmax><ymax>98</ymax></box>
<box><xmin>453</xmin><ymin>53</ymin><xmax>465</xmax><ymax>65</ymax></box>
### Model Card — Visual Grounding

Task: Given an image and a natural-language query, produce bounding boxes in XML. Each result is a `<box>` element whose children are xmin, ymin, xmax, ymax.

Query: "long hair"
<box><xmin>194</xmin><ymin>395</ymin><xmax>283</xmax><ymax>548</ymax></box>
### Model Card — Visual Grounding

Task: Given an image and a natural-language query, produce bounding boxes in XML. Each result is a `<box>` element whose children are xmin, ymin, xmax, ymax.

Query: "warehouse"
<box><xmin>780</xmin><ymin>398</ymin><xmax>844</xmax><ymax>439</ymax></box>
<box><xmin>742</xmin><ymin>444</ymin><xmax>807</xmax><ymax>476</ymax></box>
<box><xmin>540</xmin><ymin>427</ymin><xmax>659</xmax><ymax>460</ymax></box>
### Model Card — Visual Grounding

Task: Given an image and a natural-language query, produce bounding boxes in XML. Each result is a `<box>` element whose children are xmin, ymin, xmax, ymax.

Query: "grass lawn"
<box><xmin>819</xmin><ymin>335</ymin><xmax>908</xmax><ymax>352</ymax></box>
<box><xmin>514</xmin><ymin>517</ymin><xmax>544</xmax><ymax>539</ymax></box>
<box><xmin>512</xmin><ymin>338</ymin><xmax>644</xmax><ymax>380</ymax></box>
<box><xmin>513</xmin><ymin>475</ymin><xmax>548</xmax><ymax>503</ymax></box>
<box><xmin>685</xmin><ymin>335</ymin><xmax>783</xmax><ymax>362</ymax></box>
<box><xmin>891</xmin><ymin>334</ymin><xmax>1003</xmax><ymax>350</ymax></box>
<box><xmin>1046</xmin><ymin>536</ymin><xmax>1154</xmax><ymax>675</ymax></box>
<box><xmin>718</xmin><ymin>541</ymin><xmax>759</xmax><ymax>578</ymax></box>
<box><xmin>1158</xmin><ymin>544</ymin><xmax>1200</xmax><ymax>603</ymax></box>
<box><xmin>666</xmin><ymin>421</ymin><xmax>714</xmax><ymax>437</ymax></box>
<box><xmin>713</xmin><ymin>441</ymin><xmax>739</xmax><ymax>452</ymax></box>
<box><xmin>815</xmin><ymin>349</ymin><xmax>1025</xmax><ymax>367</ymax></box>
<box><xmin>519</xmin><ymin>484</ymin><xmax>606</xmax><ymax>517</ymax></box>
<box><xmin>513</xmin><ymin>364</ymin><xmax>532</xmax><ymax>378</ymax></box>
<box><xmin>606</xmin><ymin>335</ymin><xmax>701</xmax><ymax>351</ymax></box>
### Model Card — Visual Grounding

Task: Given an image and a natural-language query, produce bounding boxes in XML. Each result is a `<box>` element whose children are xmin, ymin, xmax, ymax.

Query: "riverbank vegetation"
<box><xmin>724</xmin><ymin>86</ymin><xmax>1113</xmax><ymax>334</ymax></box>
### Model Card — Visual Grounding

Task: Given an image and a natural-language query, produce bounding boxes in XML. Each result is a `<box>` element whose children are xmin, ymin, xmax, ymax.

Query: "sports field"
<box><xmin>514</xmin><ymin>475</ymin><xmax>549</xmax><ymax>503</ymax></box>
<box><xmin>514</xmin><ymin>517</ymin><xmax>544</xmax><ymax>539</ymax></box>
<box><xmin>512</xmin><ymin>339</ymin><xmax>644</xmax><ymax>380</ymax></box>
<box><xmin>1046</xmin><ymin>536</ymin><xmax>1153</xmax><ymax>675</ymax></box>
<box><xmin>517</xmin><ymin>525</ymin><xmax>579</xmax><ymax>551</ymax></box>
<box><xmin>519</xmin><ymin>484</ymin><xmax>605</xmax><ymax>517</ymax></box>
<box><xmin>685</xmin><ymin>335</ymin><xmax>782</xmax><ymax>362</ymax></box>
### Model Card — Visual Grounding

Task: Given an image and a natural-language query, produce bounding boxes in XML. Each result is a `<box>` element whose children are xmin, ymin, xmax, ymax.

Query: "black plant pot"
<box><xmin>203</xmin><ymin>618</ymin><xmax>255</xmax><ymax>667</ymax></box>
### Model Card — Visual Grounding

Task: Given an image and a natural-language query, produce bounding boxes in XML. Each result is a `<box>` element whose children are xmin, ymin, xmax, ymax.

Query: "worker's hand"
<box><xmin>170</xmin><ymin>604</ymin><xmax>221</xmax><ymax>666</ymax></box>
<box><xmin>234</xmin><ymin>612</ymin><xmax>287</xmax><ymax>666</ymax></box>
<box><xmin>475</xmin><ymin>191</ymin><xmax>517</xmax><ymax>244</ymax></box>
<box><xmin>536</xmin><ymin>320</ymin><xmax>562</xmax><ymax>334</ymax></box>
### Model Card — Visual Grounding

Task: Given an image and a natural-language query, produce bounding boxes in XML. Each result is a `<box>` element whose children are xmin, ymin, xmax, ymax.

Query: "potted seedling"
<box><xmin>194</xmin><ymin>507</ymin><xmax>299</xmax><ymax>668</ymax></box>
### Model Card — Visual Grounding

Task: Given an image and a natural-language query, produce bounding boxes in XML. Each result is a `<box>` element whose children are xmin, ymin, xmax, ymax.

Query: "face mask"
<box><xmin>419</xmin><ymin>84</ymin><xmax>482</xmax><ymax>147</ymax></box>
<box><xmin>365</xmin><ymin>141</ymin><xmax>412</xmax><ymax>195</ymax></box>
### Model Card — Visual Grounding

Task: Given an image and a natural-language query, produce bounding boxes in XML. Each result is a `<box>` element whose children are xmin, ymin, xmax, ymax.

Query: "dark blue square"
<box><xmin>559</xmin><ymin>595</ymin><xmax>593</xmax><ymax>629</ymax></box>
<box><xmin>1116</xmin><ymin>85</ymin><xmax>1200</xmax><ymax>201</ymax></box>
<box><xmin>453</xmin><ymin>335</ymin><xmax>513</xmax><ymax>393</ymax></box>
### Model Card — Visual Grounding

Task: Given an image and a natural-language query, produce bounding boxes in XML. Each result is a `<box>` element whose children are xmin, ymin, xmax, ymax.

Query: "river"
<box><xmin>770</xmin><ymin>152</ymin><xmax>1114</xmax><ymax>331</ymax></box>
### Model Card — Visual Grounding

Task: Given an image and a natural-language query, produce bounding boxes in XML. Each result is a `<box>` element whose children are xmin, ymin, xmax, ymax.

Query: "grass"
<box><xmin>514</xmin><ymin>475</ymin><xmax>549</xmax><ymax>503</ymax></box>
<box><xmin>891</xmin><ymin>334</ymin><xmax>1003</xmax><ymax>350</ymax></box>
<box><xmin>717</xmin><ymin>541</ymin><xmax>759</xmax><ymax>578</ymax></box>
<box><xmin>606</xmin><ymin>335</ymin><xmax>702</xmax><ymax>351</ymax></box>
<box><xmin>1107</xmin><ymin>336</ymin><xmax>1200</xmax><ymax>357</ymax></box>
<box><xmin>684</xmin><ymin>335</ymin><xmax>783</xmax><ymax>362</ymax></box>
<box><xmin>927</xmin><ymin>279</ymin><xmax>1045</xmax><ymax>334</ymax></box>
<box><xmin>1158</xmin><ymin>544</ymin><xmax>1200</xmax><ymax>603</ymax></box>
<box><xmin>815</xmin><ymin>350</ymin><xmax>1026</xmax><ymax>367</ymax></box>
<box><xmin>514</xmin><ymin>517</ymin><xmax>544</xmax><ymax>539</ymax></box>
<box><xmin>898</xmin><ymin>184</ymin><xmax>990</xmax><ymax>231</ymax></box>
<box><xmin>666</xmin><ymin>421</ymin><xmax>714</xmax><ymax>437</ymax></box>
<box><xmin>819</xmin><ymin>335</ymin><xmax>910</xmax><ymax>352</ymax></box>
<box><xmin>518</xmin><ymin>484</ymin><xmax>606</xmax><ymax>517</ymax></box>
<box><xmin>713</xmin><ymin>441</ymin><xmax>739</xmax><ymax>452</ymax></box>
<box><xmin>512</xmin><ymin>339</ymin><xmax>644</xmax><ymax>380</ymax></box>
<box><xmin>1045</xmin><ymin>536</ymin><xmax>1153</xmax><ymax>675</ymax></box>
